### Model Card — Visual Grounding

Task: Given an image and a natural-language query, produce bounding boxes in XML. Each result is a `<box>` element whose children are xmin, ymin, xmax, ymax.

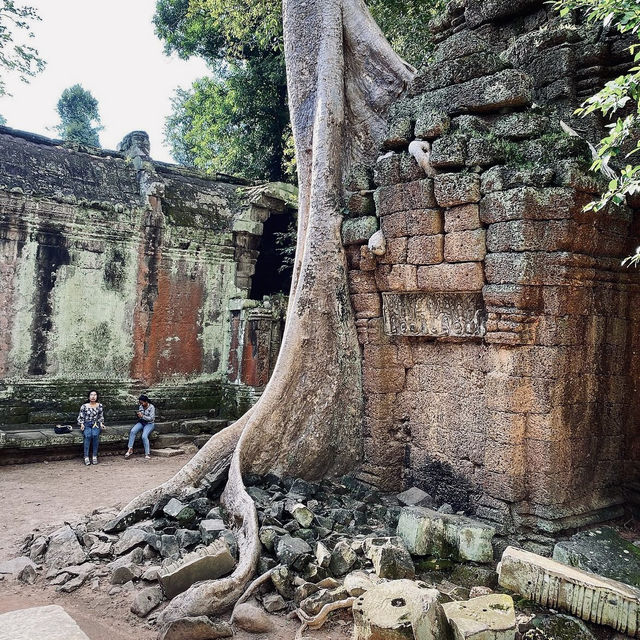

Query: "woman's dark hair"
<box><xmin>87</xmin><ymin>390</ymin><xmax>99</xmax><ymax>401</ymax></box>
<box><xmin>139</xmin><ymin>394</ymin><xmax>150</xmax><ymax>403</ymax></box>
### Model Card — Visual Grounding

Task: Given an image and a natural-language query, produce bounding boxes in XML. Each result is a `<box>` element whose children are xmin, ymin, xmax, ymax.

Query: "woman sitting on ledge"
<box><xmin>124</xmin><ymin>395</ymin><xmax>155</xmax><ymax>460</ymax></box>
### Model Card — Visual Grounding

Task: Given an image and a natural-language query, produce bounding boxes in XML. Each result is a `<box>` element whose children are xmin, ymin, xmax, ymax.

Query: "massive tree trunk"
<box><xmin>122</xmin><ymin>0</ymin><xmax>414</xmax><ymax>622</ymax></box>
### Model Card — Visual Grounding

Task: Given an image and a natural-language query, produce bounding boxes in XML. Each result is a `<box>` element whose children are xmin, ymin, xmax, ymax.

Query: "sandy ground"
<box><xmin>0</xmin><ymin>454</ymin><xmax>352</xmax><ymax>640</ymax></box>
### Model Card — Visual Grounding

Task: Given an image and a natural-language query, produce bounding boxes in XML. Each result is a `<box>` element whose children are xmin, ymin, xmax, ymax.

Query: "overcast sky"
<box><xmin>0</xmin><ymin>0</ymin><xmax>209</xmax><ymax>162</ymax></box>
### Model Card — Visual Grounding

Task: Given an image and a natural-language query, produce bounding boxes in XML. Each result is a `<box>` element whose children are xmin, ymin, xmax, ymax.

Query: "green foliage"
<box><xmin>157</xmin><ymin>0</ymin><xmax>443</xmax><ymax>180</ymax></box>
<box><xmin>0</xmin><ymin>113</ymin><xmax>6</xmax><ymax>125</ymax></box>
<box><xmin>55</xmin><ymin>84</ymin><xmax>102</xmax><ymax>147</ymax></box>
<box><xmin>0</xmin><ymin>0</ymin><xmax>45</xmax><ymax>96</ymax></box>
<box><xmin>368</xmin><ymin>0</ymin><xmax>447</xmax><ymax>67</ymax></box>
<box><xmin>555</xmin><ymin>0</ymin><xmax>640</xmax><ymax>213</ymax></box>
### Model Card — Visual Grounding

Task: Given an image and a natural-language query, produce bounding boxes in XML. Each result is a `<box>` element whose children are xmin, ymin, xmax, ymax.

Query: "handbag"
<box><xmin>53</xmin><ymin>424</ymin><xmax>73</xmax><ymax>434</ymax></box>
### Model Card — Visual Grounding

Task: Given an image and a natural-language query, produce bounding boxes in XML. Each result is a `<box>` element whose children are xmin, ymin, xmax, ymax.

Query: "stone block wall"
<box><xmin>345</xmin><ymin>0</ymin><xmax>640</xmax><ymax>535</ymax></box>
<box><xmin>0</xmin><ymin>128</ymin><xmax>295</xmax><ymax>425</ymax></box>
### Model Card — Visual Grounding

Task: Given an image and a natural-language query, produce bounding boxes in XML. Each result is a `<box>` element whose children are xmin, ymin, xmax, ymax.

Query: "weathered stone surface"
<box><xmin>434</xmin><ymin>173</ymin><xmax>481</xmax><ymax>207</ymax></box>
<box><xmin>397</xmin><ymin>506</ymin><xmax>495</xmax><ymax>562</ymax></box>
<box><xmin>344</xmin><ymin>570</ymin><xmax>380</xmax><ymax>597</ymax></box>
<box><xmin>300</xmin><ymin>587</ymin><xmax>349</xmax><ymax>616</ymax></box>
<box><xmin>290</xmin><ymin>503</ymin><xmax>314</xmax><ymax>528</ymax></box>
<box><xmin>159</xmin><ymin>616</ymin><xmax>233</xmax><ymax>640</ymax></box>
<box><xmin>444</xmin><ymin>205</ymin><xmax>481</xmax><ymax>232</ymax></box>
<box><xmin>342</xmin><ymin>217</ymin><xmax>379</xmax><ymax>246</ymax></box>
<box><xmin>158</xmin><ymin>540</ymin><xmax>236</xmax><ymax>599</ymax></box>
<box><xmin>443</xmin><ymin>594</ymin><xmax>516</xmax><ymax>640</ymax></box>
<box><xmin>0</xmin><ymin>605</ymin><xmax>90</xmax><ymax>640</ymax></box>
<box><xmin>352</xmin><ymin>580</ymin><xmax>448</xmax><ymax>640</ymax></box>
<box><xmin>553</xmin><ymin>526</ymin><xmax>640</xmax><ymax>588</ymax></box>
<box><xmin>232</xmin><ymin>602</ymin><xmax>276</xmax><ymax>633</ymax></box>
<box><xmin>163</xmin><ymin>498</ymin><xmax>186</xmax><ymax>518</ymax></box>
<box><xmin>444</xmin><ymin>229</ymin><xmax>486</xmax><ymax>262</ymax></box>
<box><xmin>0</xmin><ymin>556</ymin><xmax>37</xmax><ymax>580</ymax></box>
<box><xmin>498</xmin><ymin>546</ymin><xmax>640</xmax><ymax>638</ymax></box>
<box><xmin>479</xmin><ymin>187</ymin><xmax>580</xmax><ymax>224</ymax></box>
<box><xmin>415</xmin><ymin>109</ymin><xmax>451</xmax><ymax>139</ymax></box>
<box><xmin>363</xmin><ymin>537</ymin><xmax>415</xmax><ymax>580</ymax></box>
<box><xmin>407</xmin><ymin>234</ymin><xmax>444</xmax><ymax>265</ymax></box>
<box><xmin>262</xmin><ymin>593</ymin><xmax>287</xmax><ymax>612</ymax></box>
<box><xmin>113</xmin><ymin>527</ymin><xmax>148</xmax><ymax>556</ymax></box>
<box><xmin>199</xmin><ymin>519</ymin><xmax>227</xmax><ymax>544</ymax></box>
<box><xmin>374</xmin><ymin>152</ymin><xmax>424</xmax><ymax>187</ymax></box>
<box><xmin>375</xmin><ymin>179</ymin><xmax>436</xmax><ymax>215</ymax></box>
<box><xmin>526</xmin><ymin>614</ymin><xmax>596</xmax><ymax>640</ymax></box>
<box><xmin>431</xmin><ymin>136</ymin><xmax>467</xmax><ymax>169</ymax></box>
<box><xmin>44</xmin><ymin>525</ymin><xmax>85</xmax><ymax>570</ymax></box>
<box><xmin>275</xmin><ymin>535</ymin><xmax>312</xmax><ymax>567</ymax></box>
<box><xmin>416</xmin><ymin>262</ymin><xmax>485</xmax><ymax>292</ymax></box>
<box><xmin>397</xmin><ymin>487</ymin><xmax>433</xmax><ymax>507</ymax></box>
<box><xmin>131</xmin><ymin>585</ymin><xmax>164</xmax><ymax>617</ymax></box>
<box><xmin>329</xmin><ymin>541</ymin><xmax>357</xmax><ymax>576</ymax></box>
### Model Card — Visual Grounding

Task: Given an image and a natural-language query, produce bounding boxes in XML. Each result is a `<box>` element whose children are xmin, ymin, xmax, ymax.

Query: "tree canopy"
<box><xmin>155</xmin><ymin>0</ymin><xmax>442</xmax><ymax>180</ymax></box>
<box><xmin>55</xmin><ymin>84</ymin><xmax>102</xmax><ymax>147</ymax></box>
<box><xmin>0</xmin><ymin>0</ymin><xmax>45</xmax><ymax>97</ymax></box>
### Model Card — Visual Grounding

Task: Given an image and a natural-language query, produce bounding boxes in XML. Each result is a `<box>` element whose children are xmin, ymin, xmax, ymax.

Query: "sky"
<box><xmin>0</xmin><ymin>0</ymin><xmax>210</xmax><ymax>163</ymax></box>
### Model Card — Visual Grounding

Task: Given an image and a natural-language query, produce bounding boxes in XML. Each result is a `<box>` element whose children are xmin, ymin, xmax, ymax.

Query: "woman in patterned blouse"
<box><xmin>77</xmin><ymin>390</ymin><xmax>105</xmax><ymax>466</ymax></box>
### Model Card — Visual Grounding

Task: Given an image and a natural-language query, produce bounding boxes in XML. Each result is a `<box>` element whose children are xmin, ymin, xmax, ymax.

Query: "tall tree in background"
<box><xmin>155</xmin><ymin>0</ymin><xmax>440</xmax><ymax>180</ymax></box>
<box><xmin>0</xmin><ymin>0</ymin><xmax>45</xmax><ymax>97</ymax></box>
<box><xmin>55</xmin><ymin>84</ymin><xmax>102</xmax><ymax>147</ymax></box>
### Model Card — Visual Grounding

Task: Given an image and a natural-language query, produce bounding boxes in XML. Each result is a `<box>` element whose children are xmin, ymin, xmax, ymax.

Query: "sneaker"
<box><xmin>145</xmin><ymin>455</ymin><xmax>150</xmax><ymax>459</ymax></box>
<box><xmin>92</xmin><ymin>457</ymin><xmax>98</xmax><ymax>465</ymax></box>
<box><xmin>124</xmin><ymin>451</ymin><xmax>132</xmax><ymax>459</ymax></box>
<box><xmin>84</xmin><ymin>457</ymin><xmax>90</xmax><ymax>466</ymax></box>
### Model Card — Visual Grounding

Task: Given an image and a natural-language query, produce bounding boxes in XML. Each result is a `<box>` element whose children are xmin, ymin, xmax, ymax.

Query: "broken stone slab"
<box><xmin>110</xmin><ymin>564</ymin><xmax>140</xmax><ymax>585</ymax></box>
<box><xmin>46</xmin><ymin>563</ymin><xmax>95</xmax><ymax>580</ymax></box>
<box><xmin>107</xmin><ymin>546</ymin><xmax>144</xmax><ymax>571</ymax></box>
<box><xmin>57</xmin><ymin>574</ymin><xmax>86</xmax><ymax>593</ymax></box>
<box><xmin>159</xmin><ymin>615</ymin><xmax>233</xmax><ymax>640</ymax></box>
<box><xmin>352</xmin><ymin>579</ymin><xmax>449</xmax><ymax>640</ymax></box>
<box><xmin>498</xmin><ymin>546</ymin><xmax>640</xmax><ymax>638</ymax></box>
<box><xmin>363</xmin><ymin>537</ymin><xmax>415</xmax><ymax>580</ymax></box>
<box><xmin>315</xmin><ymin>541</ymin><xmax>331</xmax><ymax>568</ymax></box>
<box><xmin>29</xmin><ymin>535</ymin><xmax>48</xmax><ymax>560</ymax></box>
<box><xmin>262</xmin><ymin>593</ymin><xmax>287</xmax><ymax>612</ymax></box>
<box><xmin>290</xmin><ymin>503</ymin><xmax>314</xmax><ymax>528</ymax></box>
<box><xmin>397</xmin><ymin>506</ymin><xmax>495</xmax><ymax>563</ymax></box>
<box><xmin>158</xmin><ymin>539</ymin><xmax>236</xmax><ymax>599</ymax></box>
<box><xmin>0</xmin><ymin>605</ymin><xmax>90</xmax><ymax>640</ymax></box>
<box><xmin>44</xmin><ymin>525</ymin><xmax>86</xmax><ymax>569</ymax></box>
<box><xmin>442</xmin><ymin>593</ymin><xmax>516</xmax><ymax>640</ymax></box>
<box><xmin>88</xmin><ymin>541</ymin><xmax>112</xmax><ymax>558</ymax></box>
<box><xmin>396</xmin><ymin>487</ymin><xmax>434</xmax><ymax>507</ymax></box>
<box><xmin>131</xmin><ymin>585</ymin><xmax>164</xmax><ymax>617</ymax></box>
<box><xmin>0</xmin><ymin>556</ymin><xmax>37</xmax><ymax>579</ymax></box>
<box><xmin>344</xmin><ymin>570</ymin><xmax>380</xmax><ymax>597</ymax></box>
<box><xmin>275</xmin><ymin>534</ymin><xmax>312</xmax><ymax>567</ymax></box>
<box><xmin>151</xmin><ymin>447</ymin><xmax>184</xmax><ymax>457</ymax></box>
<box><xmin>526</xmin><ymin>613</ymin><xmax>596</xmax><ymax>640</ymax></box>
<box><xmin>553</xmin><ymin>526</ymin><xmax>640</xmax><ymax>588</ymax></box>
<box><xmin>329</xmin><ymin>540</ymin><xmax>357</xmax><ymax>576</ymax></box>
<box><xmin>300</xmin><ymin>586</ymin><xmax>349</xmax><ymax>616</ymax></box>
<box><xmin>113</xmin><ymin>527</ymin><xmax>148</xmax><ymax>556</ymax></box>
<box><xmin>199</xmin><ymin>519</ymin><xmax>227</xmax><ymax>544</ymax></box>
<box><xmin>104</xmin><ymin>506</ymin><xmax>152</xmax><ymax>533</ymax></box>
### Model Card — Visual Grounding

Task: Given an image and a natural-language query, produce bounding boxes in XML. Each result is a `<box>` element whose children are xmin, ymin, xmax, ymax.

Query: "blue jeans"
<box><xmin>83</xmin><ymin>426</ymin><xmax>100</xmax><ymax>458</ymax></box>
<box><xmin>128</xmin><ymin>422</ymin><xmax>155</xmax><ymax>455</ymax></box>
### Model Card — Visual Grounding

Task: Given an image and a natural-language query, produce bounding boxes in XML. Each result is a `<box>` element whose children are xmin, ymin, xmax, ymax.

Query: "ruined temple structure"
<box><xmin>343</xmin><ymin>0</ymin><xmax>640</xmax><ymax>536</ymax></box>
<box><xmin>0</xmin><ymin>128</ymin><xmax>296</xmax><ymax>426</ymax></box>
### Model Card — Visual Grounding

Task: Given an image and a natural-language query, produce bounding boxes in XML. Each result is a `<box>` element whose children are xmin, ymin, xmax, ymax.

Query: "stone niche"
<box><xmin>345</xmin><ymin>0</ymin><xmax>640</xmax><ymax>535</ymax></box>
<box><xmin>0</xmin><ymin>127</ymin><xmax>296</xmax><ymax>426</ymax></box>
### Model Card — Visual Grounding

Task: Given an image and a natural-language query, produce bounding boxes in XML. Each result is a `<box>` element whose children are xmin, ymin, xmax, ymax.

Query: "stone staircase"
<box><xmin>0</xmin><ymin>416</ymin><xmax>230</xmax><ymax>465</ymax></box>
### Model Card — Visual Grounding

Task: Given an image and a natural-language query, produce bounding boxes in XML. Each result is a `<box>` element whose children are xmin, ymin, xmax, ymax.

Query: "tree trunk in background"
<box><xmin>123</xmin><ymin>0</ymin><xmax>414</xmax><ymax>621</ymax></box>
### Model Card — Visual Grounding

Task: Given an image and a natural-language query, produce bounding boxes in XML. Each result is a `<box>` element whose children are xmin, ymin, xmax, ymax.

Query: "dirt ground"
<box><xmin>0</xmin><ymin>454</ymin><xmax>352</xmax><ymax>640</ymax></box>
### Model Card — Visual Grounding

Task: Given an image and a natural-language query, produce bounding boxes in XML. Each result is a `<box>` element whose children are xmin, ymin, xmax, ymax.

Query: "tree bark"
<box><xmin>124</xmin><ymin>0</ymin><xmax>414</xmax><ymax>622</ymax></box>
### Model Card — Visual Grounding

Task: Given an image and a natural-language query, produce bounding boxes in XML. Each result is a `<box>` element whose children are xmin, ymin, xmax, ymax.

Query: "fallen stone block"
<box><xmin>158</xmin><ymin>539</ymin><xmax>236</xmax><ymax>599</ymax></box>
<box><xmin>362</xmin><ymin>537</ymin><xmax>415</xmax><ymax>580</ymax></box>
<box><xmin>113</xmin><ymin>527</ymin><xmax>148</xmax><ymax>556</ymax></box>
<box><xmin>0</xmin><ymin>604</ymin><xmax>90</xmax><ymax>640</ymax></box>
<box><xmin>104</xmin><ymin>506</ymin><xmax>152</xmax><ymax>533</ymax></box>
<box><xmin>0</xmin><ymin>556</ymin><xmax>37</xmax><ymax>581</ymax></box>
<box><xmin>352</xmin><ymin>579</ymin><xmax>449</xmax><ymax>640</ymax></box>
<box><xmin>131</xmin><ymin>585</ymin><xmax>164</xmax><ymax>617</ymax></box>
<box><xmin>329</xmin><ymin>540</ymin><xmax>357</xmax><ymax>576</ymax></box>
<box><xmin>232</xmin><ymin>602</ymin><xmax>276</xmax><ymax>633</ymax></box>
<box><xmin>498</xmin><ymin>546</ymin><xmax>640</xmax><ymax>638</ymax></box>
<box><xmin>159</xmin><ymin>615</ymin><xmax>233</xmax><ymax>640</ymax></box>
<box><xmin>344</xmin><ymin>570</ymin><xmax>380</xmax><ymax>597</ymax></box>
<box><xmin>262</xmin><ymin>593</ymin><xmax>287</xmax><ymax>612</ymax></box>
<box><xmin>442</xmin><ymin>593</ymin><xmax>516</xmax><ymax>640</ymax></box>
<box><xmin>150</xmin><ymin>448</ymin><xmax>184</xmax><ymax>458</ymax></box>
<box><xmin>44</xmin><ymin>525</ymin><xmax>86</xmax><ymax>569</ymax></box>
<box><xmin>275</xmin><ymin>534</ymin><xmax>312</xmax><ymax>567</ymax></box>
<box><xmin>397</xmin><ymin>506</ymin><xmax>495</xmax><ymax>563</ymax></box>
<box><xmin>396</xmin><ymin>487</ymin><xmax>433</xmax><ymax>507</ymax></box>
<box><xmin>57</xmin><ymin>574</ymin><xmax>86</xmax><ymax>593</ymax></box>
<box><xmin>553</xmin><ymin>526</ymin><xmax>640</xmax><ymax>588</ymax></box>
<box><xmin>300</xmin><ymin>586</ymin><xmax>349</xmax><ymax>616</ymax></box>
<box><xmin>525</xmin><ymin>613</ymin><xmax>596</xmax><ymax>640</ymax></box>
<box><xmin>199</xmin><ymin>519</ymin><xmax>227</xmax><ymax>544</ymax></box>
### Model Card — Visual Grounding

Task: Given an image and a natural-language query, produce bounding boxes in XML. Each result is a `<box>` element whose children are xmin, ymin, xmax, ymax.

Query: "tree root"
<box><xmin>294</xmin><ymin>598</ymin><xmax>356</xmax><ymax>639</ymax></box>
<box><xmin>230</xmin><ymin>565</ymin><xmax>282</xmax><ymax>623</ymax></box>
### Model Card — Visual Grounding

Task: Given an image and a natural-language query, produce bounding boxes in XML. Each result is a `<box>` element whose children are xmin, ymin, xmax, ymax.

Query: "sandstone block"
<box><xmin>348</xmin><ymin>270</ymin><xmax>378</xmax><ymax>294</ymax></box>
<box><xmin>416</xmin><ymin>262</ymin><xmax>484</xmax><ymax>291</ymax></box>
<box><xmin>493</xmin><ymin>112</ymin><xmax>549</xmax><ymax>139</ymax></box>
<box><xmin>276</xmin><ymin>535</ymin><xmax>312</xmax><ymax>567</ymax></box>
<box><xmin>442</xmin><ymin>594</ymin><xmax>516</xmax><ymax>640</ymax></box>
<box><xmin>378</xmin><ymin>237</ymin><xmax>407</xmax><ymax>264</ymax></box>
<box><xmin>375</xmin><ymin>179</ymin><xmax>436</xmax><ymax>215</ymax></box>
<box><xmin>352</xmin><ymin>580</ymin><xmax>448</xmax><ymax>640</ymax></box>
<box><xmin>131</xmin><ymin>585</ymin><xmax>163</xmax><ymax>617</ymax></box>
<box><xmin>163</xmin><ymin>498</ymin><xmax>186</xmax><ymax>518</ymax></box>
<box><xmin>407</xmin><ymin>234</ymin><xmax>444</xmax><ymax>265</ymax></box>
<box><xmin>232</xmin><ymin>603</ymin><xmax>276</xmax><ymax>634</ymax></box>
<box><xmin>351</xmin><ymin>293</ymin><xmax>382</xmax><ymax>317</ymax></box>
<box><xmin>375</xmin><ymin>264</ymin><xmax>417</xmax><ymax>291</ymax></box>
<box><xmin>445</xmin><ymin>205</ymin><xmax>481</xmax><ymax>232</ymax></box>
<box><xmin>342</xmin><ymin>216</ymin><xmax>378</xmax><ymax>246</ymax></box>
<box><xmin>498</xmin><ymin>546</ymin><xmax>640</xmax><ymax>638</ymax></box>
<box><xmin>374</xmin><ymin>152</ymin><xmax>424</xmax><ymax>186</ymax></box>
<box><xmin>380</xmin><ymin>212</ymin><xmax>407</xmax><ymax>238</ymax></box>
<box><xmin>113</xmin><ymin>527</ymin><xmax>148</xmax><ymax>556</ymax></box>
<box><xmin>362</xmin><ymin>537</ymin><xmax>415</xmax><ymax>580</ymax></box>
<box><xmin>363</xmin><ymin>366</ymin><xmax>406</xmax><ymax>394</ymax></box>
<box><xmin>396</xmin><ymin>506</ymin><xmax>495</xmax><ymax>563</ymax></box>
<box><xmin>396</xmin><ymin>487</ymin><xmax>433</xmax><ymax>507</ymax></box>
<box><xmin>430</xmin><ymin>135</ymin><xmax>467</xmax><ymax>169</ymax></box>
<box><xmin>479</xmin><ymin>187</ymin><xmax>579</xmax><ymax>224</ymax></box>
<box><xmin>360</xmin><ymin>245</ymin><xmax>377</xmax><ymax>270</ymax></box>
<box><xmin>0</xmin><ymin>605</ymin><xmax>90</xmax><ymax>640</ymax></box>
<box><xmin>406</xmin><ymin>208</ymin><xmax>443</xmax><ymax>235</ymax></box>
<box><xmin>44</xmin><ymin>525</ymin><xmax>86</xmax><ymax>570</ymax></box>
<box><xmin>383</xmin><ymin>117</ymin><xmax>413</xmax><ymax>150</ymax></box>
<box><xmin>344</xmin><ymin>570</ymin><xmax>380</xmax><ymax>597</ymax></box>
<box><xmin>444</xmin><ymin>229</ymin><xmax>486</xmax><ymax>262</ymax></box>
<box><xmin>481</xmin><ymin>166</ymin><xmax>555</xmax><ymax>193</ymax></box>
<box><xmin>415</xmin><ymin>109</ymin><xmax>451</xmax><ymax>139</ymax></box>
<box><xmin>435</xmin><ymin>173</ymin><xmax>481</xmax><ymax>207</ymax></box>
<box><xmin>158</xmin><ymin>540</ymin><xmax>236</xmax><ymax>599</ymax></box>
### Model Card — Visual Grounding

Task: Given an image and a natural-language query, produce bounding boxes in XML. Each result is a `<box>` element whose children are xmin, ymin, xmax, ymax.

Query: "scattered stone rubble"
<box><xmin>16</xmin><ymin>473</ymin><xmax>640</xmax><ymax>639</ymax></box>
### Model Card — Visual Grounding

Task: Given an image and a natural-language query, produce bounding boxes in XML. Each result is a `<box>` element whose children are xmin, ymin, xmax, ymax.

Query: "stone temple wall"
<box><xmin>0</xmin><ymin>127</ymin><xmax>295</xmax><ymax>425</ymax></box>
<box><xmin>344</xmin><ymin>0</ymin><xmax>640</xmax><ymax>538</ymax></box>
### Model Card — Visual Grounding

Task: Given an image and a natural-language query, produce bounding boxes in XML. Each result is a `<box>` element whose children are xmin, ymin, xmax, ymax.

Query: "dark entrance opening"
<box><xmin>249</xmin><ymin>212</ymin><xmax>294</xmax><ymax>299</ymax></box>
